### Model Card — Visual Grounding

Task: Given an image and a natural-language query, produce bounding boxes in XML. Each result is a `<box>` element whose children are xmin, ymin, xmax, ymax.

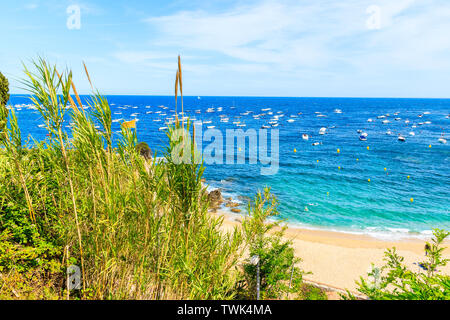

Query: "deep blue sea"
<box><xmin>8</xmin><ymin>95</ymin><xmax>450</xmax><ymax>239</ymax></box>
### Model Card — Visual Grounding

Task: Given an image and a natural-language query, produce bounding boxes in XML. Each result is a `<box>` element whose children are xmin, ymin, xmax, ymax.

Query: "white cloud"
<box><xmin>142</xmin><ymin>0</ymin><xmax>450</xmax><ymax>75</ymax></box>
<box><xmin>24</xmin><ymin>3</ymin><xmax>39</xmax><ymax>10</ymax></box>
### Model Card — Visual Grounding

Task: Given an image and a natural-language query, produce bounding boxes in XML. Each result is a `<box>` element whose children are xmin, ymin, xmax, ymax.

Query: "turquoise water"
<box><xmin>8</xmin><ymin>95</ymin><xmax>450</xmax><ymax>239</ymax></box>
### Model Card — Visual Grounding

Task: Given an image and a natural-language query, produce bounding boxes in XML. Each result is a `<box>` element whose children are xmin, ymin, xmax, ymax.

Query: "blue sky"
<box><xmin>1</xmin><ymin>0</ymin><xmax>450</xmax><ymax>97</ymax></box>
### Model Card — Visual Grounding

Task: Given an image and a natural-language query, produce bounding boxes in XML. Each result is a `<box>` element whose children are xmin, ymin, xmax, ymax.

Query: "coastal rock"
<box><xmin>136</xmin><ymin>142</ymin><xmax>152</xmax><ymax>160</ymax></box>
<box><xmin>225</xmin><ymin>202</ymin><xmax>240</xmax><ymax>208</ymax></box>
<box><xmin>207</xmin><ymin>189</ymin><xmax>223</xmax><ymax>210</ymax></box>
<box><xmin>230</xmin><ymin>208</ymin><xmax>241</xmax><ymax>213</ymax></box>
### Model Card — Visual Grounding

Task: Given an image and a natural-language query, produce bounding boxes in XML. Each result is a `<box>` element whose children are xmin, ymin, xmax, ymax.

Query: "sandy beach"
<box><xmin>215</xmin><ymin>210</ymin><xmax>450</xmax><ymax>297</ymax></box>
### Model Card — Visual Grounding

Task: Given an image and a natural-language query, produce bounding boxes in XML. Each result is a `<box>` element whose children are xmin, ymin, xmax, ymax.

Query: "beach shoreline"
<box><xmin>214</xmin><ymin>209</ymin><xmax>450</xmax><ymax>295</ymax></box>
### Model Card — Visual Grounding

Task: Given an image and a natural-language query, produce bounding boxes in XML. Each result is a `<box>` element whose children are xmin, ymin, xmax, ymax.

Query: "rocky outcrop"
<box><xmin>136</xmin><ymin>142</ymin><xmax>153</xmax><ymax>160</ymax></box>
<box><xmin>225</xmin><ymin>202</ymin><xmax>240</xmax><ymax>208</ymax></box>
<box><xmin>206</xmin><ymin>187</ymin><xmax>243</xmax><ymax>214</ymax></box>
<box><xmin>207</xmin><ymin>189</ymin><xmax>223</xmax><ymax>211</ymax></box>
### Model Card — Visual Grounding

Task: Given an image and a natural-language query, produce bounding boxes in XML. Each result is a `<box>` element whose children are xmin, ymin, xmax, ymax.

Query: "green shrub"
<box><xmin>346</xmin><ymin>229</ymin><xmax>450</xmax><ymax>300</ymax></box>
<box><xmin>238</xmin><ymin>188</ymin><xmax>309</xmax><ymax>300</ymax></box>
<box><xmin>0</xmin><ymin>72</ymin><xmax>9</xmax><ymax>106</ymax></box>
<box><xmin>297</xmin><ymin>283</ymin><xmax>328</xmax><ymax>300</ymax></box>
<box><xmin>0</xmin><ymin>58</ymin><xmax>312</xmax><ymax>300</ymax></box>
<box><xmin>1</xmin><ymin>58</ymin><xmax>246</xmax><ymax>299</ymax></box>
<box><xmin>0</xmin><ymin>71</ymin><xmax>10</xmax><ymax>140</ymax></box>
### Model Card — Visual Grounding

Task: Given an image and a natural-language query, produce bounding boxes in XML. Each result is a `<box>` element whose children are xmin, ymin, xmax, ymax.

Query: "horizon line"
<box><xmin>8</xmin><ymin>93</ymin><xmax>450</xmax><ymax>100</ymax></box>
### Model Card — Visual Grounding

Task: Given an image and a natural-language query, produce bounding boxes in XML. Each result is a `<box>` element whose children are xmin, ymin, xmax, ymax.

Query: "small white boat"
<box><xmin>261</xmin><ymin>125</ymin><xmax>270</xmax><ymax>129</ymax></box>
<box><xmin>302</xmin><ymin>134</ymin><xmax>309</xmax><ymax>140</ymax></box>
<box><xmin>287</xmin><ymin>119</ymin><xmax>295</xmax><ymax>123</ymax></box>
<box><xmin>398</xmin><ymin>135</ymin><xmax>406</xmax><ymax>142</ymax></box>
<box><xmin>359</xmin><ymin>132</ymin><xmax>368</xmax><ymax>141</ymax></box>
<box><xmin>367</xmin><ymin>118</ymin><xmax>374</xmax><ymax>122</ymax></box>
<box><xmin>334</xmin><ymin>109</ymin><xmax>342</xmax><ymax>114</ymax></box>
<box><xmin>438</xmin><ymin>138</ymin><xmax>447</xmax><ymax>144</ymax></box>
<box><xmin>312</xmin><ymin>142</ymin><xmax>321</xmax><ymax>146</ymax></box>
<box><xmin>159</xmin><ymin>127</ymin><xmax>168</xmax><ymax>131</ymax></box>
<box><xmin>382</xmin><ymin>120</ymin><xmax>390</xmax><ymax>124</ymax></box>
<box><xmin>409</xmin><ymin>132</ymin><xmax>415</xmax><ymax>136</ymax></box>
<box><xmin>386</xmin><ymin>130</ymin><xmax>392</xmax><ymax>135</ymax></box>
<box><xmin>319</xmin><ymin>127</ymin><xmax>327</xmax><ymax>135</ymax></box>
<box><xmin>207</xmin><ymin>126</ymin><xmax>216</xmax><ymax>129</ymax></box>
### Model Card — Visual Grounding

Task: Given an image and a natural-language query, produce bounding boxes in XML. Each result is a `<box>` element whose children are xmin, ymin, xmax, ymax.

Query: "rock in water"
<box><xmin>208</xmin><ymin>189</ymin><xmax>223</xmax><ymax>210</ymax></box>
<box><xmin>225</xmin><ymin>202</ymin><xmax>239</xmax><ymax>208</ymax></box>
<box><xmin>136</xmin><ymin>142</ymin><xmax>152</xmax><ymax>160</ymax></box>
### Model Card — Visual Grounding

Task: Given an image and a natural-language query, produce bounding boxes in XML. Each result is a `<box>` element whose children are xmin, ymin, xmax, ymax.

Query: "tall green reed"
<box><xmin>1</xmin><ymin>57</ymin><xmax>246</xmax><ymax>299</ymax></box>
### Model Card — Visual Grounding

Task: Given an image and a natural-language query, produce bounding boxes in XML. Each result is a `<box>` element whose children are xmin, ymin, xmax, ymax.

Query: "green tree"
<box><xmin>0</xmin><ymin>72</ymin><xmax>9</xmax><ymax>106</ymax></box>
<box><xmin>346</xmin><ymin>229</ymin><xmax>450</xmax><ymax>300</ymax></box>
<box><xmin>0</xmin><ymin>72</ymin><xmax>10</xmax><ymax>139</ymax></box>
<box><xmin>238</xmin><ymin>188</ymin><xmax>310</xmax><ymax>299</ymax></box>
